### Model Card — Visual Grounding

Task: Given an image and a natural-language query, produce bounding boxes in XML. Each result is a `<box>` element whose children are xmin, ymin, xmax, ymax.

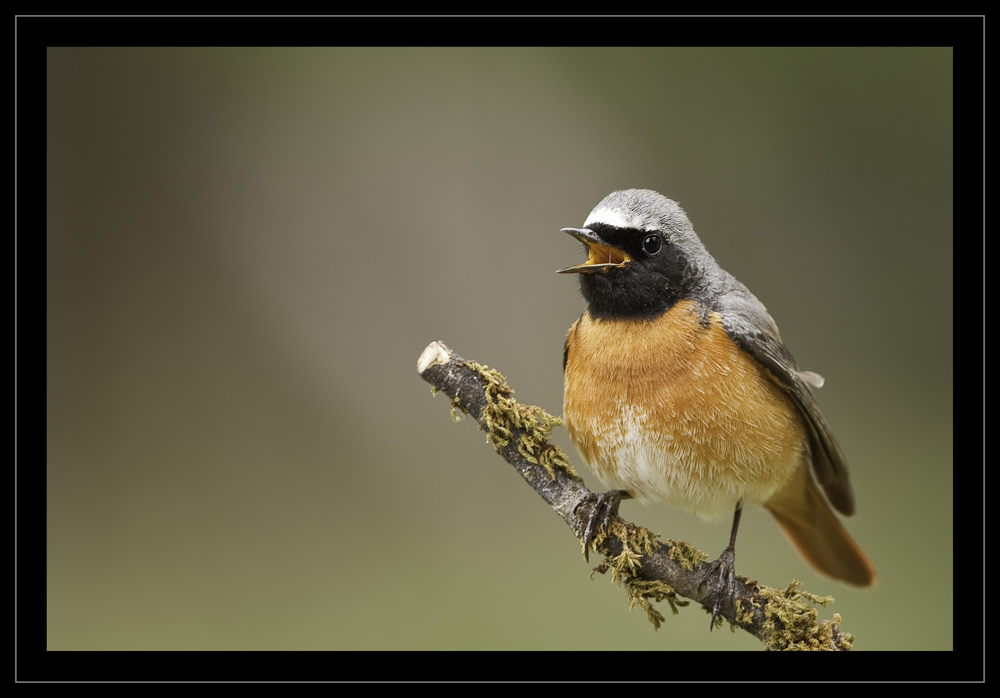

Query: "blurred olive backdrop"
<box><xmin>47</xmin><ymin>47</ymin><xmax>952</xmax><ymax>651</ymax></box>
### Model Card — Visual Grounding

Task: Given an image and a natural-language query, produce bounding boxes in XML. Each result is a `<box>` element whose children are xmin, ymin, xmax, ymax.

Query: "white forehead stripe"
<box><xmin>583</xmin><ymin>206</ymin><xmax>657</xmax><ymax>232</ymax></box>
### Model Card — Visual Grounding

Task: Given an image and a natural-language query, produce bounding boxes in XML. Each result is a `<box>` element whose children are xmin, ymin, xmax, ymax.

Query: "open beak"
<box><xmin>556</xmin><ymin>228</ymin><xmax>632</xmax><ymax>274</ymax></box>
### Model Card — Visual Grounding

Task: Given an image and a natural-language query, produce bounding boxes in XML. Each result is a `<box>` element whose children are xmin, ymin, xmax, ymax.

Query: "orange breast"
<box><xmin>563</xmin><ymin>300</ymin><xmax>808</xmax><ymax>520</ymax></box>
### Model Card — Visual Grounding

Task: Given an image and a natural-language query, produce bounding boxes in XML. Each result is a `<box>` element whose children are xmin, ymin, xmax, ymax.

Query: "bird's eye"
<box><xmin>642</xmin><ymin>234</ymin><xmax>662</xmax><ymax>256</ymax></box>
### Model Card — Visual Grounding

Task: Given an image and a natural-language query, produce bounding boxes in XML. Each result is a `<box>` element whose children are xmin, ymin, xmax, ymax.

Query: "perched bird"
<box><xmin>559</xmin><ymin>189</ymin><xmax>876</xmax><ymax>626</ymax></box>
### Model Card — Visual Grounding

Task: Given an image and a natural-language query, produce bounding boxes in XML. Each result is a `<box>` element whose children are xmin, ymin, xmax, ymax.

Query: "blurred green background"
<box><xmin>47</xmin><ymin>47</ymin><xmax>952</xmax><ymax>651</ymax></box>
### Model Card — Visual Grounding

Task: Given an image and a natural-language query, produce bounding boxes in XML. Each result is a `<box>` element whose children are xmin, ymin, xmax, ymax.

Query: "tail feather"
<box><xmin>765</xmin><ymin>465</ymin><xmax>877</xmax><ymax>587</ymax></box>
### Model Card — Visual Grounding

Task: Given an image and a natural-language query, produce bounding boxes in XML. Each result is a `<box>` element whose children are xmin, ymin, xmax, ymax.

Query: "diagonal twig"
<box><xmin>417</xmin><ymin>340</ymin><xmax>856</xmax><ymax>651</ymax></box>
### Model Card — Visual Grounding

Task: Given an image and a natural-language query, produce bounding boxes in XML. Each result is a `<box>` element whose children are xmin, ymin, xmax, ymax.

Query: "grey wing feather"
<box><xmin>714</xmin><ymin>284</ymin><xmax>856</xmax><ymax>516</ymax></box>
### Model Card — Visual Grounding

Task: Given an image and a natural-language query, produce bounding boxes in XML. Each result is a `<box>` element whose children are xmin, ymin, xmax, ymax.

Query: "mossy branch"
<box><xmin>417</xmin><ymin>340</ymin><xmax>856</xmax><ymax>651</ymax></box>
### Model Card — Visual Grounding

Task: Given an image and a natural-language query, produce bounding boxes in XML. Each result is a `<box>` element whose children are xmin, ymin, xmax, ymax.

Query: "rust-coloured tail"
<box><xmin>765</xmin><ymin>464</ymin><xmax>877</xmax><ymax>587</ymax></box>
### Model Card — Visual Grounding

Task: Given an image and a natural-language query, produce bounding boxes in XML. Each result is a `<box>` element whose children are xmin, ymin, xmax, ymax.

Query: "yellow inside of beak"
<box><xmin>585</xmin><ymin>242</ymin><xmax>631</xmax><ymax>267</ymax></box>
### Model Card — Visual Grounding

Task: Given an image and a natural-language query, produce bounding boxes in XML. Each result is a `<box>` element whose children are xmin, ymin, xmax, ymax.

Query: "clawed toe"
<box><xmin>699</xmin><ymin>545</ymin><xmax>737</xmax><ymax>631</ymax></box>
<box><xmin>579</xmin><ymin>489</ymin><xmax>630</xmax><ymax>562</ymax></box>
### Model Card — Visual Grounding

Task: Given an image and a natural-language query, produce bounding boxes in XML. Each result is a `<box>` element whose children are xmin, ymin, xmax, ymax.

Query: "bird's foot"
<box><xmin>578</xmin><ymin>489</ymin><xmax>630</xmax><ymax>562</ymax></box>
<box><xmin>698</xmin><ymin>544</ymin><xmax>737</xmax><ymax>631</ymax></box>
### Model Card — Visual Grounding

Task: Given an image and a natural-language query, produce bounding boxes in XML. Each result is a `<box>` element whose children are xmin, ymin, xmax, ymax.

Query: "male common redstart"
<box><xmin>559</xmin><ymin>189</ymin><xmax>876</xmax><ymax>624</ymax></box>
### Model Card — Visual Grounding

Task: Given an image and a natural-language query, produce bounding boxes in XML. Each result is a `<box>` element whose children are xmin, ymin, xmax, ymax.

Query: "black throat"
<box><xmin>577</xmin><ymin>231</ymin><xmax>699</xmax><ymax>322</ymax></box>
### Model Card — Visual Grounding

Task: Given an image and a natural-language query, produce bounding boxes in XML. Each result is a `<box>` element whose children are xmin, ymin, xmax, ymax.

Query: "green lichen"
<box><xmin>588</xmin><ymin>520</ymin><xmax>686</xmax><ymax>631</ymax></box>
<box><xmin>624</xmin><ymin>578</ymin><xmax>687</xmax><ymax>631</ymax></box>
<box><xmin>734</xmin><ymin>597</ymin><xmax>757</xmax><ymax>629</ymax></box>
<box><xmin>667</xmin><ymin>539</ymin><xmax>710</xmax><ymax>572</ymax></box>
<box><xmin>758</xmin><ymin>580</ymin><xmax>852</xmax><ymax>651</ymax></box>
<box><xmin>465</xmin><ymin>361</ymin><xmax>576</xmax><ymax>479</ymax></box>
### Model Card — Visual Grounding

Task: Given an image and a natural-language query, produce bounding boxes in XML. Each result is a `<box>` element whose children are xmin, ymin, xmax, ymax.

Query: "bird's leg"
<box><xmin>699</xmin><ymin>502</ymin><xmax>743</xmax><ymax>631</ymax></box>
<box><xmin>579</xmin><ymin>489</ymin><xmax>632</xmax><ymax>562</ymax></box>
